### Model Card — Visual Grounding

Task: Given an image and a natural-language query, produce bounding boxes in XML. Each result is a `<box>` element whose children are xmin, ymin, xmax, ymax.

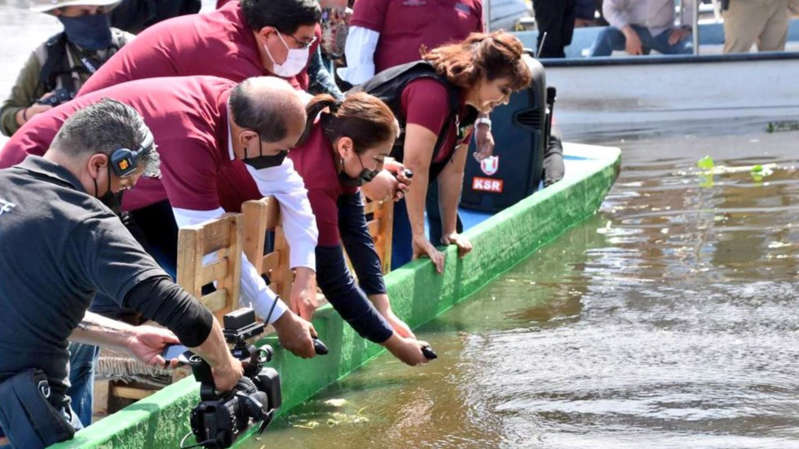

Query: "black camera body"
<box><xmin>186</xmin><ymin>308</ymin><xmax>281</xmax><ymax>449</ymax></box>
<box><xmin>35</xmin><ymin>88</ymin><xmax>74</xmax><ymax>107</ymax></box>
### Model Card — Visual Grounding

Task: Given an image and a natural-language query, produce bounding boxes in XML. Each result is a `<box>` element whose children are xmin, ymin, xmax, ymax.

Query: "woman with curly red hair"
<box><xmin>362</xmin><ymin>31</ymin><xmax>533</xmax><ymax>272</ymax></box>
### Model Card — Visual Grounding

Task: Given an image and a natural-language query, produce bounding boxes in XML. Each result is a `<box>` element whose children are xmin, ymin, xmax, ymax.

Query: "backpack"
<box><xmin>348</xmin><ymin>60</ymin><xmax>477</xmax><ymax>180</ymax></box>
<box><xmin>36</xmin><ymin>31</ymin><xmax>128</xmax><ymax>103</ymax></box>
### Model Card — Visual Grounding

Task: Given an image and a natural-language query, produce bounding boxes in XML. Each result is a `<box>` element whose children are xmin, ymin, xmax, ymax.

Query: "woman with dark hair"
<box><xmin>288</xmin><ymin>92</ymin><xmax>431</xmax><ymax>366</ymax></box>
<box><xmin>361</xmin><ymin>31</ymin><xmax>533</xmax><ymax>272</ymax></box>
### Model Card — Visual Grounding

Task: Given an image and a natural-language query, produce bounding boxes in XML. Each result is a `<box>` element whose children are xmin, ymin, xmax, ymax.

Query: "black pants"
<box><xmin>533</xmin><ymin>0</ymin><xmax>577</xmax><ymax>58</ymax></box>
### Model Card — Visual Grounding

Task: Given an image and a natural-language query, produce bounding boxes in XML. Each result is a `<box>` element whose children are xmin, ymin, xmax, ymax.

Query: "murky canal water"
<box><xmin>243</xmin><ymin>123</ymin><xmax>799</xmax><ymax>449</ymax></box>
<box><xmin>2</xmin><ymin>3</ymin><xmax>799</xmax><ymax>448</ymax></box>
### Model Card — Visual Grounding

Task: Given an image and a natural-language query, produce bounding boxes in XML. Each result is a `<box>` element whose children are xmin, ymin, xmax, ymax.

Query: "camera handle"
<box><xmin>189</xmin><ymin>341</ymin><xmax>273</xmax><ymax>399</ymax></box>
<box><xmin>234</xmin><ymin>390</ymin><xmax>275</xmax><ymax>434</ymax></box>
<box><xmin>188</xmin><ymin>355</ymin><xmax>218</xmax><ymax>401</ymax></box>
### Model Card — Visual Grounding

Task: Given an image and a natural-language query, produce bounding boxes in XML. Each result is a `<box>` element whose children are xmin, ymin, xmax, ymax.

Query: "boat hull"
<box><xmin>545</xmin><ymin>53</ymin><xmax>799</xmax><ymax>138</ymax></box>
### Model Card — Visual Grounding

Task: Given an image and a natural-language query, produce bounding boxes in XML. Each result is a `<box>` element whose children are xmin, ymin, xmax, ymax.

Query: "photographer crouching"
<box><xmin>0</xmin><ymin>99</ymin><xmax>243</xmax><ymax>449</ymax></box>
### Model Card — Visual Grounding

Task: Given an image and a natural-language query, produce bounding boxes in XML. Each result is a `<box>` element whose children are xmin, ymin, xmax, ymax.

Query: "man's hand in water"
<box><xmin>273</xmin><ymin>311</ymin><xmax>317</xmax><ymax>358</ymax></box>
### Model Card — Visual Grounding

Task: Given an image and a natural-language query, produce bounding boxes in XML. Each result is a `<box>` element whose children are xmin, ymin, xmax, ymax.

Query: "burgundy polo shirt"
<box><xmin>78</xmin><ymin>1</ymin><xmax>318</xmax><ymax>95</ymax></box>
<box><xmin>0</xmin><ymin>76</ymin><xmax>265</xmax><ymax>213</ymax></box>
<box><xmin>350</xmin><ymin>0</ymin><xmax>483</xmax><ymax>72</ymax></box>
<box><xmin>400</xmin><ymin>78</ymin><xmax>473</xmax><ymax>165</ymax></box>
<box><xmin>288</xmin><ymin>122</ymin><xmax>358</xmax><ymax>247</ymax></box>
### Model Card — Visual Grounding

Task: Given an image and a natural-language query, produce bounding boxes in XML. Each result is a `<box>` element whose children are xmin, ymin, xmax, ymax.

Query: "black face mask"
<box><xmin>93</xmin><ymin>163</ymin><xmax>124</xmax><ymax>216</ymax></box>
<box><xmin>99</xmin><ymin>189</ymin><xmax>124</xmax><ymax>215</ymax></box>
<box><xmin>339</xmin><ymin>154</ymin><xmax>380</xmax><ymax>187</ymax></box>
<box><xmin>244</xmin><ymin>150</ymin><xmax>288</xmax><ymax>170</ymax></box>
<box><xmin>242</xmin><ymin>132</ymin><xmax>288</xmax><ymax>170</ymax></box>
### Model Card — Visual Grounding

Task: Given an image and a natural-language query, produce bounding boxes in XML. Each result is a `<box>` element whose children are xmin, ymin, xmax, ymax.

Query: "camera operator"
<box><xmin>0</xmin><ymin>99</ymin><xmax>243</xmax><ymax>449</ymax></box>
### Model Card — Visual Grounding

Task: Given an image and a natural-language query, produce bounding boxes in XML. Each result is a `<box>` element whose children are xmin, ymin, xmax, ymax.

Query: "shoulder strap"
<box><xmin>349</xmin><ymin>61</ymin><xmax>464</xmax><ymax>178</ymax></box>
<box><xmin>38</xmin><ymin>32</ymin><xmax>71</xmax><ymax>93</ymax></box>
<box><xmin>348</xmin><ymin>61</ymin><xmax>453</xmax><ymax>115</ymax></box>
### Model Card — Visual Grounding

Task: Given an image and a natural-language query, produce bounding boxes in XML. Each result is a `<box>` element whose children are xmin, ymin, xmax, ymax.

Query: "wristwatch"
<box><xmin>475</xmin><ymin>117</ymin><xmax>492</xmax><ymax>129</ymax></box>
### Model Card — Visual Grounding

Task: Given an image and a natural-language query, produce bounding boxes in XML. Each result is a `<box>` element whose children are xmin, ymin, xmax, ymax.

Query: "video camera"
<box><xmin>181</xmin><ymin>308</ymin><xmax>281</xmax><ymax>449</ymax></box>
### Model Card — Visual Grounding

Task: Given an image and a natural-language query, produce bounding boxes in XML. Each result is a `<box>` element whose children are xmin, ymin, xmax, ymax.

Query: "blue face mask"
<box><xmin>58</xmin><ymin>14</ymin><xmax>112</xmax><ymax>50</ymax></box>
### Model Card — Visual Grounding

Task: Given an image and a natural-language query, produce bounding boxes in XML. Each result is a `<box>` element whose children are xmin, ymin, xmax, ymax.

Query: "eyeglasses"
<box><xmin>284</xmin><ymin>32</ymin><xmax>317</xmax><ymax>50</ymax></box>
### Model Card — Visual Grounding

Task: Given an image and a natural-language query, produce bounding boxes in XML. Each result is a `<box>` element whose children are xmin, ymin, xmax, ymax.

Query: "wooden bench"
<box><xmin>362</xmin><ymin>195</ymin><xmax>393</xmax><ymax>274</ymax></box>
<box><xmin>176</xmin><ymin>214</ymin><xmax>243</xmax><ymax>322</ymax></box>
<box><xmin>97</xmin><ymin>195</ymin><xmax>394</xmax><ymax>417</ymax></box>
<box><xmin>241</xmin><ymin>196</ymin><xmax>292</xmax><ymax>300</ymax></box>
<box><xmin>240</xmin><ymin>195</ymin><xmax>394</xmax><ymax>306</ymax></box>
<box><xmin>99</xmin><ymin>214</ymin><xmax>246</xmax><ymax>415</ymax></box>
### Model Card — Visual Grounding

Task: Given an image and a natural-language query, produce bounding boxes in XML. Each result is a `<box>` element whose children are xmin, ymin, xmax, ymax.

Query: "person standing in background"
<box><xmin>339</xmin><ymin>0</ymin><xmax>496</xmax><ymax>161</ymax></box>
<box><xmin>0</xmin><ymin>0</ymin><xmax>133</xmax><ymax>137</ymax></box>
<box><xmin>532</xmin><ymin>0</ymin><xmax>576</xmax><ymax>58</ymax></box>
<box><xmin>721</xmin><ymin>0</ymin><xmax>790</xmax><ymax>53</ymax></box>
<box><xmin>339</xmin><ymin>0</ymin><xmax>483</xmax><ymax>85</ymax></box>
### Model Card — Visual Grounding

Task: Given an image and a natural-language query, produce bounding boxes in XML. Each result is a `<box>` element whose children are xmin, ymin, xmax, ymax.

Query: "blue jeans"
<box><xmin>66</xmin><ymin>342</ymin><xmax>100</xmax><ymax>427</ymax></box>
<box><xmin>391</xmin><ymin>183</ymin><xmax>463</xmax><ymax>269</ymax></box>
<box><xmin>392</xmin><ymin>198</ymin><xmax>414</xmax><ymax>269</ymax></box>
<box><xmin>589</xmin><ymin>24</ymin><xmax>691</xmax><ymax>56</ymax></box>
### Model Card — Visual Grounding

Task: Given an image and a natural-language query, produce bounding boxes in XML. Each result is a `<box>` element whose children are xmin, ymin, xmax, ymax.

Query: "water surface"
<box><xmin>1</xmin><ymin>5</ymin><xmax>798</xmax><ymax>448</ymax></box>
<box><xmin>245</xmin><ymin>123</ymin><xmax>799</xmax><ymax>449</ymax></box>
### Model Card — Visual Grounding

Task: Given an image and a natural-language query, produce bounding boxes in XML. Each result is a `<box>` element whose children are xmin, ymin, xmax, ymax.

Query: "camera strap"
<box><xmin>179</xmin><ymin>432</ymin><xmax>217</xmax><ymax>449</ymax></box>
<box><xmin>263</xmin><ymin>295</ymin><xmax>280</xmax><ymax>325</ymax></box>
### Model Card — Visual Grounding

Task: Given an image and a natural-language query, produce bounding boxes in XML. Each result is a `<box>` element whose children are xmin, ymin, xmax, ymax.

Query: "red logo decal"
<box><xmin>480</xmin><ymin>155</ymin><xmax>499</xmax><ymax>176</ymax></box>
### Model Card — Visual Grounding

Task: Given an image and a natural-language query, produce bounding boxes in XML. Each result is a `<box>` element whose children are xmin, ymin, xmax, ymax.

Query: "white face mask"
<box><xmin>264</xmin><ymin>32</ymin><xmax>309</xmax><ymax>78</ymax></box>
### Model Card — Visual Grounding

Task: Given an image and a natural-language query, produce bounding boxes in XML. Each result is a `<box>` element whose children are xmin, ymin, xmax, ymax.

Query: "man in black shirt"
<box><xmin>0</xmin><ymin>99</ymin><xmax>242</xmax><ymax>449</ymax></box>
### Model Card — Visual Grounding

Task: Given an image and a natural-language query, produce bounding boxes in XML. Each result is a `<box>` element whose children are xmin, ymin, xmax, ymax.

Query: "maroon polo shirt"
<box><xmin>288</xmin><ymin>122</ymin><xmax>358</xmax><ymax>247</ymax></box>
<box><xmin>400</xmin><ymin>78</ymin><xmax>472</xmax><ymax>165</ymax></box>
<box><xmin>0</xmin><ymin>76</ymin><xmax>263</xmax><ymax>213</ymax></box>
<box><xmin>350</xmin><ymin>0</ymin><xmax>483</xmax><ymax>72</ymax></box>
<box><xmin>78</xmin><ymin>1</ymin><xmax>318</xmax><ymax>95</ymax></box>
